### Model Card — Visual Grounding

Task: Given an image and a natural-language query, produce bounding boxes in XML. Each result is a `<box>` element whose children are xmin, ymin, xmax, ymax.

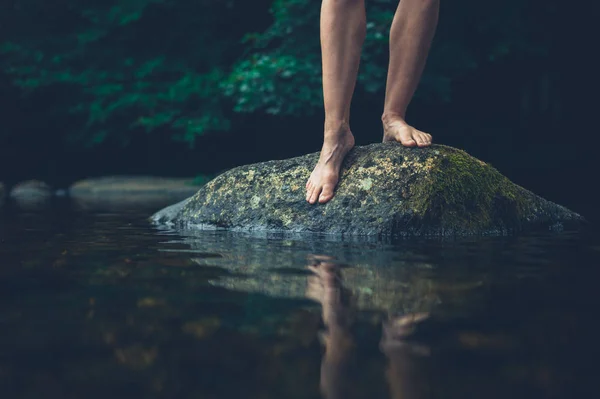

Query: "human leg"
<box><xmin>382</xmin><ymin>0</ymin><xmax>439</xmax><ymax>147</ymax></box>
<box><xmin>306</xmin><ymin>0</ymin><xmax>366</xmax><ymax>204</ymax></box>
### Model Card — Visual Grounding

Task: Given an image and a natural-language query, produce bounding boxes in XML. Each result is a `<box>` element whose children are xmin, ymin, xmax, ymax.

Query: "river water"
<box><xmin>0</xmin><ymin>201</ymin><xmax>598</xmax><ymax>398</ymax></box>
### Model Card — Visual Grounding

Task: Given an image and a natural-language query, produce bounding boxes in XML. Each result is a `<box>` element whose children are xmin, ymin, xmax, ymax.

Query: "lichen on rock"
<box><xmin>152</xmin><ymin>143</ymin><xmax>583</xmax><ymax>236</ymax></box>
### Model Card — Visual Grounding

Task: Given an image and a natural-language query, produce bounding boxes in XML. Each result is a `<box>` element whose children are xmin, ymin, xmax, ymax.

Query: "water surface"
<box><xmin>0</xmin><ymin>201</ymin><xmax>598</xmax><ymax>398</ymax></box>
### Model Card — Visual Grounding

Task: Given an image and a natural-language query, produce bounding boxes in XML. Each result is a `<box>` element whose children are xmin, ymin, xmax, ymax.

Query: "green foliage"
<box><xmin>223</xmin><ymin>0</ymin><xmax>322</xmax><ymax>115</ymax></box>
<box><xmin>223</xmin><ymin>54</ymin><xmax>322</xmax><ymax>115</ymax></box>
<box><xmin>1</xmin><ymin>0</ymin><xmax>238</xmax><ymax>147</ymax></box>
<box><xmin>225</xmin><ymin>0</ymin><xmax>549</xmax><ymax>113</ymax></box>
<box><xmin>0</xmin><ymin>0</ymin><xmax>550</xmax><ymax>147</ymax></box>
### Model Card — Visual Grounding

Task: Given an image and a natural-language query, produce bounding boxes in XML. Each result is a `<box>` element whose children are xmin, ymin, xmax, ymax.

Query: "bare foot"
<box><xmin>382</xmin><ymin>113</ymin><xmax>432</xmax><ymax>147</ymax></box>
<box><xmin>306</xmin><ymin>122</ymin><xmax>355</xmax><ymax>204</ymax></box>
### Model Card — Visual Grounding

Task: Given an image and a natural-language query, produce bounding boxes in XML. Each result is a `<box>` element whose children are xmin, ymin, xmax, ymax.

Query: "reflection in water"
<box><xmin>160</xmin><ymin>227</ymin><xmax>600</xmax><ymax>398</ymax></box>
<box><xmin>306</xmin><ymin>255</ymin><xmax>430</xmax><ymax>399</ymax></box>
<box><xmin>0</xmin><ymin>206</ymin><xmax>598</xmax><ymax>398</ymax></box>
<box><xmin>306</xmin><ymin>256</ymin><xmax>357</xmax><ymax>399</ymax></box>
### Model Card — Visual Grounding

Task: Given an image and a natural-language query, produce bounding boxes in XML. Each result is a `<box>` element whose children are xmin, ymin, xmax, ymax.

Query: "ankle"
<box><xmin>381</xmin><ymin>111</ymin><xmax>406</xmax><ymax>124</ymax></box>
<box><xmin>324</xmin><ymin>118</ymin><xmax>350</xmax><ymax>133</ymax></box>
<box><xmin>323</xmin><ymin>131</ymin><xmax>354</xmax><ymax>147</ymax></box>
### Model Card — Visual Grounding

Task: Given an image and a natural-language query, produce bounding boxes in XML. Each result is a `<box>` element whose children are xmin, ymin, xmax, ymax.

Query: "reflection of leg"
<box><xmin>320</xmin><ymin>328</ymin><xmax>355</xmax><ymax>399</ymax></box>
<box><xmin>382</xmin><ymin>313</ymin><xmax>430</xmax><ymax>354</ymax></box>
<box><xmin>384</xmin><ymin>347</ymin><xmax>429</xmax><ymax>399</ymax></box>
<box><xmin>382</xmin><ymin>0</ymin><xmax>439</xmax><ymax>147</ymax></box>
<box><xmin>381</xmin><ymin>314</ymin><xmax>431</xmax><ymax>399</ymax></box>
<box><xmin>306</xmin><ymin>259</ymin><xmax>357</xmax><ymax>399</ymax></box>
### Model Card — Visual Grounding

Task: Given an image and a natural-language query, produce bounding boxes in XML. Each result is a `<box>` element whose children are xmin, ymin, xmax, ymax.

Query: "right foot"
<box><xmin>306</xmin><ymin>122</ymin><xmax>355</xmax><ymax>204</ymax></box>
<box><xmin>382</xmin><ymin>113</ymin><xmax>432</xmax><ymax>147</ymax></box>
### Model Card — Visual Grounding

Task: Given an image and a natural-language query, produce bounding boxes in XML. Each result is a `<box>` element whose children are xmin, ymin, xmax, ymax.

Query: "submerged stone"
<box><xmin>152</xmin><ymin>143</ymin><xmax>584</xmax><ymax>236</ymax></box>
<box><xmin>70</xmin><ymin>176</ymin><xmax>202</xmax><ymax>211</ymax></box>
<box><xmin>10</xmin><ymin>180</ymin><xmax>52</xmax><ymax>210</ymax></box>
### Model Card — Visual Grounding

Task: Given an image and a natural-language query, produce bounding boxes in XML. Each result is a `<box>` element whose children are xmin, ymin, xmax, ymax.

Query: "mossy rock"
<box><xmin>152</xmin><ymin>143</ymin><xmax>583</xmax><ymax>236</ymax></box>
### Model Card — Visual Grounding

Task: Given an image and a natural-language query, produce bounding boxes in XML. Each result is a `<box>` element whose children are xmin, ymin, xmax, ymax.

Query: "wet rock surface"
<box><xmin>70</xmin><ymin>176</ymin><xmax>202</xmax><ymax>211</ymax></box>
<box><xmin>153</xmin><ymin>143</ymin><xmax>584</xmax><ymax>236</ymax></box>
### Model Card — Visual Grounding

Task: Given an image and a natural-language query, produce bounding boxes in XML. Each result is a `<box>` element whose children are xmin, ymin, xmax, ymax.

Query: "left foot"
<box><xmin>382</xmin><ymin>113</ymin><xmax>432</xmax><ymax>147</ymax></box>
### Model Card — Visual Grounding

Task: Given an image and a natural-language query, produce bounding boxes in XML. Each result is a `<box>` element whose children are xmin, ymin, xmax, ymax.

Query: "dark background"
<box><xmin>0</xmin><ymin>0</ymin><xmax>597</xmax><ymax>222</ymax></box>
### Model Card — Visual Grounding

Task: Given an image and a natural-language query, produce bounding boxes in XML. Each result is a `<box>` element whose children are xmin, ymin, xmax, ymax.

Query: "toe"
<box><xmin>306</xmin><ymin>185</ymin><xmax>315</xmax><ymax>202</ymax></box>
<box><xmin>401</xmin><ymin>137</ymin><xmax>417</xmax><ymax>147</ymax></box>
<box><xmin>318</xmin><ymin>184</ymin><xmax>335</xmax><ymax>204</ymax></box>
<box><xmin>396</xmin><ymin>127</ymin><xmax>418</xmax><ymax>147</ymax></box>
<box><xmin>309</xmin><ymin>186</ymin><xmax>322</xmax><ymax>204</ymax></box>
<box><xmin>416</xmin><ymin>132</ymin><xmax>430</xmax><ymax>147</ymax></box>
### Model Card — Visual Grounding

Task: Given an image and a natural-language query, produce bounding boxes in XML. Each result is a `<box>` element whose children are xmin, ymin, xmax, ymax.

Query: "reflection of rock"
<box><xmin>153</xmin><ymin>143</ymin><xmax>583</xmax><ymax>236</ymax></box>
<box><xmin>69</xmin><ymin>176</ymin><xmax>202</xmax><ymax>212</ymax></box>
<box><xmin>216</xmin><ymin>262</ymin><xmax>439</xmax><ymax>316</ymax></box>
<box><xmin>9</xmin><ymin>180</ymin><xmax>52</xmax><ymax>210</ymax></box>
<box><xmin>164</xmin><ymin>229</ymin><xmax>575</xmax><ymax>321</ymax></box>
<box><xmin>165</xmin><ymin>231</ymin><xmax>497</xmax><ymax>316</ymax></box>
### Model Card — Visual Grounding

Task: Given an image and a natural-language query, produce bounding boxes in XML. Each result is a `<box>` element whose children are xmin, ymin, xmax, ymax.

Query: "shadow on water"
<box><xmin>0</xmin><ymin>201</ymin><xmax>599</xmax><ymax>398</ymax></box>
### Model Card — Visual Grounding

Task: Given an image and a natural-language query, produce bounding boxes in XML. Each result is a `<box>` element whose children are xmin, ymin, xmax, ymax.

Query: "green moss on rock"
<box><xmin>411</xmin><ymin>146</ymin><xmax>529</xmax><ymax>233</ymax></box>
<box><xmin>152</xmin><ymin>143</ymin><xmax>583</xmax><ymax>236</ymax></box>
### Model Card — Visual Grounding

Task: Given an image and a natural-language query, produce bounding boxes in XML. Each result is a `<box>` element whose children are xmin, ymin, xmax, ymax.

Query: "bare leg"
<box><xmin>306</xmin><ymin>0</ymin><xmax>365</xmax><ymax>204</ymax></box>
<box><xmin>382</xmin><ymin>0</ymin><xmax>439</xmax><ymax>147</ymax></box>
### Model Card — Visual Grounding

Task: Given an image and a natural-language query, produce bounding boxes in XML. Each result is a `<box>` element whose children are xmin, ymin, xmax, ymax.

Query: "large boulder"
<box><xmin>152</xmin><ymin>143</ymin><xmax>584</xmax><ymax>236</ymax></box>
<box><xmin>70</xmin><ymin>176</ymin><xmax>203</xmax><ymax>212</ymax></box>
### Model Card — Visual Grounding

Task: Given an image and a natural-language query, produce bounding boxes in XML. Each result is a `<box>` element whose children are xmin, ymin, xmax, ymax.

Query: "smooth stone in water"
<box><xmin>152</xmin><ymin>143</ymin><xmax>584</xmax><ymax>236</ymax></box>
<box><xmin>10</xmin><ymin>180</ymin><xmax>52</xmax><ymax>210</ymax></box>
<box><xmin>70</xmin><ymin>176</ymin><xmax>203</xmax><ymax>211</ymax></box>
